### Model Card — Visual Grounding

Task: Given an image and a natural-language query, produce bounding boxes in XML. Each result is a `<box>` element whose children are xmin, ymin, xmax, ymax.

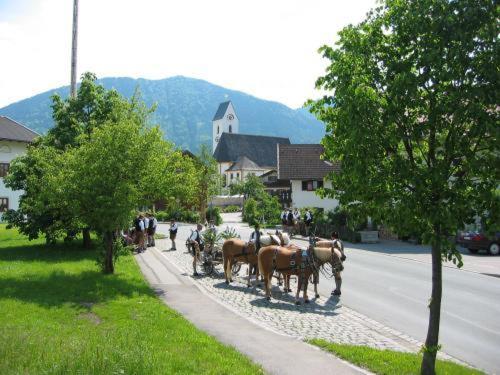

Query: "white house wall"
<box><xmin>0</xmin><ymin>140</ymin><xmax>29</xmax><ymax>213</ymax></box>
<box><xmin>290</xmin><ymin>179</ymin><xmax>339</xmax><ymax>211</ymax></box>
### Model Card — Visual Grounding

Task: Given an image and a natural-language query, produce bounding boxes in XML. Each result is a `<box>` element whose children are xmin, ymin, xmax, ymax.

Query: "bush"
<box><xmin>243</xmin><ymin>195</ymin><xmax>281</xmax><ymax>226</ymax></box>
<box><xmin>206</xmin><ymin>206</ymin><xmax>222</xmax><ymax>226</ymax></box>
<box><xmin>154</xmin><ymin>209</ymin><xmax>200</xmax><ymax>223</ymax></box>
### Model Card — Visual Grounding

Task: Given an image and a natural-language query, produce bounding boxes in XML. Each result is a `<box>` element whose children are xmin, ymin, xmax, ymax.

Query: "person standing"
<box><xmin>281</xmin><ymin>209</ymin><xmax>287</xmax><ymax>227</ymax></box>
<box><xmin>304</xmin><ymin>209</ymin><xmax>313</xmax><ymax>237</ymax></box>
<box><xmin>147</xmin><ymin>213</ymin><xmax>157</xmax><ymax>247</ymax></box>
<box><xmin>134</xmin><ymin>214</ymin><xmax>145</xmax><ymax>253</ymax></box>
<box><xmin>249</xmin><ymin>223</ymin><xmax>263</xmax><ymax>253</ymax></box>
<box><xmin>292</xmin><ymin>208</ymin><xmax>301</xmax><ymax>236</ymax></box>
<box><xmin>189</xmin><ymin>223</ymin><xmax>205</xmax><ymax>276</ymax></box>
<box><xmin>169</xmin><ymin>219</ymin><xmax>178</xmax><ymax>250</ymax></box>
<box><xmin>287</xmin><ymin>209</ymin><xmax>294</xmax><ymax>234</ymax></box>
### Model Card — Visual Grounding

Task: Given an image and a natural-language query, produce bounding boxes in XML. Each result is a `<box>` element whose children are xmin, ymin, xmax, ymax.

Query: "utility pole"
<box><xmin>70</xmin><ymin>0</ymin><xmax>78</xmax><ymax>98</ymax></box>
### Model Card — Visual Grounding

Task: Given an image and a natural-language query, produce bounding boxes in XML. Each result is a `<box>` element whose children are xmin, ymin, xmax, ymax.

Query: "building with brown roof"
<box><xmin>277</xmin><ymin>144</ymin><xmax>340</xmax><ymax>210</ymax></box>
<box><xmin>0</xmin><ymin>116</ymin><xmax>39</xmax><ymax>214</ymax></box>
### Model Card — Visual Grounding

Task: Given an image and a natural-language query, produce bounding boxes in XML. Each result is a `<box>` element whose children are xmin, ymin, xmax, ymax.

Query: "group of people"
<box><xmin>280</xmin><ymin>208</ymin><xmax>313</xmax><ymax>236</ymax></box>
<box><xmin>129</xmin><ymin>213</ymin><xmax>158</xmax><ymax>253</ymax></box>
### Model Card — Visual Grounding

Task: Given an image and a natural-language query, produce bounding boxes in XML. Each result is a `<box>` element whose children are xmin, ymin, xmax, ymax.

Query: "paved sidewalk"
<box><xmin>135</xmin><ymin>246</ymin><xmax>365</xmax><ymax>375</ymax></box>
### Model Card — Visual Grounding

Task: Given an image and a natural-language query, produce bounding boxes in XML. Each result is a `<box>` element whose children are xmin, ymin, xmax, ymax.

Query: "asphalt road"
<box><xmin>159</xmin><ymin>214</ymin><xmax>500</xmax><ymax>374</ymax></box>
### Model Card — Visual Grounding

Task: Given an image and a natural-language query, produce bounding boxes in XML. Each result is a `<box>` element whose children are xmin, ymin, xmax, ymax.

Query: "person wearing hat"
<box><xmin>249</xmin><ymin>222</ymin><xmax>263</xmax><ymax>253</ymax></box>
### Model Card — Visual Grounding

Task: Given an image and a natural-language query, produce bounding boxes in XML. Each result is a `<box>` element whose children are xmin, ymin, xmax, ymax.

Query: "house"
<box><xmin>0</xmin><ymin>116</ymin><xmax>39</xmax><ymax>214</ymax></box>
<box><xmin>277</xmin><ymin>144</ymin><xmax>340</xmax><ymax>210</ymax></box>
<box><xmin>259</xmin><ymin>169</ymin><xmax>291</xmax><ymax>208</ymax></box>
<box><xmin>211</xmin><ymin>101</ymin><xmax>290</xmax><ymax>185</ymax></box>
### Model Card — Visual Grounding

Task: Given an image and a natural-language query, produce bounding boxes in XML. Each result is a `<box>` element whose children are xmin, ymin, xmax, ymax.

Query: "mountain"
<box><xmin>0</xmin><ymin>76</ymin><xmax>325</xmax><ymax>152</ymax></box>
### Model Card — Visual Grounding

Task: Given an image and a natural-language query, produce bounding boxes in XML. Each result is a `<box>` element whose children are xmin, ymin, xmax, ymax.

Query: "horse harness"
<box><xmin>271</xmin><ymin>247</ymin><xmax>319</xmax><ymax>284</ymax></box>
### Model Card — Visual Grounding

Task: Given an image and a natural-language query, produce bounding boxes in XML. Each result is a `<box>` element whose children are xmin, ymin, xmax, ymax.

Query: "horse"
<box><xmin>315</xmin><ymin>239</ymin><xmax>346</xmax><ymax>260</ymax></box>
<box><xmin>258</xmin><ymin>244</ymin><xmax>343</xmax><ymax>304</ymax></box>
<box><xmin>222</xmin><ymin>233</ymin><xmax>290</xmax><ymax>287</ymax></box>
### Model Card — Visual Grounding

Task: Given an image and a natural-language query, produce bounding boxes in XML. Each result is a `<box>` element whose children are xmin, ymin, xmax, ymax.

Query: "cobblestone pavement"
<box><xmin>155</xmin><ymin>230</ymin><xmax>423</xmax><ymax>354</ymax></box>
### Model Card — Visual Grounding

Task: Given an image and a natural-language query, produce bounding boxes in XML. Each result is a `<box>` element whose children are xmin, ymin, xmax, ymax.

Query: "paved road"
<box><xmin>158</xmin><ymin>214</ymin><xmax>500</xmax><ymax>373</ymax></box>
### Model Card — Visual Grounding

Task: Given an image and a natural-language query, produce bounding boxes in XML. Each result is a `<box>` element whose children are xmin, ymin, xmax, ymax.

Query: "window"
<box><xmin>230</xmin><ymin>173</ymin><xmax>234</xmax><ymax>179</ymax></box>
<box><xmin>229</xmin><ymin>125</ymin><xmax>232</xmax><ymax>133</ymax></box>
<box><xmin>301</xmin><ymin>180</ymin><xmax>324</xmax><ymax>191</ymax></box>
<box><xmin>236</xmin><ymin>173</ymin><xmax>240</xmax><ymax>179</ymax></box>
<box><xmin>0</xmin><ymin>197</ymin><xmax>8</xmax><ymax>212</ymax></box>
<box><xmin>0</xmin><ymin>163</ymin><xmax>9</xmax><ymax>178</ymax></box>
<box><xmin>217</xmin><ymin>126</ymin><xmax>219</xmax><ymax>134</ymax></box>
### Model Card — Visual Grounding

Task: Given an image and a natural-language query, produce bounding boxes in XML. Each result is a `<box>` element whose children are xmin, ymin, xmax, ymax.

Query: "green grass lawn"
<box><xmin>308</xmin><ymin>339</ymin><xmax>482</xmax><ymax>375</ymax></box>
<box><xmin>0</xmin><ymin>224</ymin><xmax>262</xmax><ymax>374</ymax></box>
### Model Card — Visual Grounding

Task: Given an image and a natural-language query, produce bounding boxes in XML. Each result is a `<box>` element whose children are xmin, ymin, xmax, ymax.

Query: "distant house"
<box><xmin>277</xmin><ymin>144</ymin><xmax>340</xmax><ymax>210</ymax></box>
<box><xmin>259</xmin><ymin>169</ymin><xmax>292</xmax><ymax>208</ymax></box>
<box><xmin>0</xmin><ymin>116</ymin><xmax>39</xmax><ymax>214</ymax></box>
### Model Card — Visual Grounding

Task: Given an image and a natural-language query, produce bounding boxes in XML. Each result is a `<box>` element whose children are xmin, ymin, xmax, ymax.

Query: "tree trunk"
<box><xmin>421</xmin><ymin>232</ymin><xmax>442</xmax><ymax>375</ymax></box>
<box><xmin>103</xmin><ymin>231</ymin><xmax>114</xmax><ymax>274</ymax></box>
<box><xmin>82</xmin><ymin>228</ymin><xmax>92</xmax><ymax>249</ymax></box>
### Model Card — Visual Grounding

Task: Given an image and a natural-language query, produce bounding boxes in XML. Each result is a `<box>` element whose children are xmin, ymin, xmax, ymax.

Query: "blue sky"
<box><xmin>0</xmin><ymin>0</ymin><xmax>377</xmax><ymax>108</ymax></box>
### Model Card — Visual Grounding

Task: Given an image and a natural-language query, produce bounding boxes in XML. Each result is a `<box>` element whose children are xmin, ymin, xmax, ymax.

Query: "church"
<box><xmin>211</xmin><ymin>101</ymin><xmax>290</xmax><ymax>186</ymax></box>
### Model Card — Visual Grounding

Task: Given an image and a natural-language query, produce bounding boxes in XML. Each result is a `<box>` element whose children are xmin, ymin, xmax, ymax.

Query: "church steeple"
<box><xmin>212</xmin><ymin>101</ymin><xmax>239</xmax><ymax>153</ymax></box>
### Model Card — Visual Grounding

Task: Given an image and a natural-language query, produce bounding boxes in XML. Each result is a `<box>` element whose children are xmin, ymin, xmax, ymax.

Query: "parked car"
<box><xmin>457</xmin><ymin>231</ymin><xmax>500</xmax><ymax>255</ymax></box>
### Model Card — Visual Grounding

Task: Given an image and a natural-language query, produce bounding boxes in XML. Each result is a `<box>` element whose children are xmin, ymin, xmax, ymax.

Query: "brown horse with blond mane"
<box><xmin>258</xmin><ymin>243</ymin><xmax>343</xmax><ymax>304</ymax></box>
<box><xmin>222</xmin><ymin>232</ymin><xmax>290</xmax><ymax>287</ymax></box>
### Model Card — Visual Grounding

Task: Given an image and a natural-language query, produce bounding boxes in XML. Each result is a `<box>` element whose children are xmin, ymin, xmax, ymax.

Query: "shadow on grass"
<box><xmin>0</xmin><ymin>242</ymin><xmax>98</xmax><ymax>263</ymax></box>
<box><xmin>0</xmin><ymin>269</ymin><xmax>154</xmax><ymax>308</ymax></box>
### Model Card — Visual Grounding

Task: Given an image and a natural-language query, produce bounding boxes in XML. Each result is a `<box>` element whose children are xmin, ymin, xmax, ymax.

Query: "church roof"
<box><xmin>226</xmin><ymin>156</ymin><xmax>262</xmax><ymax>172</ymax></box>
<box><xmin>213</xmin><ymin>133</ymin><xmax>290</xmax><ymax>168</ymax></box>
<box><xmin>212</xmin><ymin>101</ymin><xmax>231</xmax><ymax>121</ymax></box>
<box><xmin>0</xmin><ymin>116</ymin><xmax>39</xmax><ymax>143</ymax></box>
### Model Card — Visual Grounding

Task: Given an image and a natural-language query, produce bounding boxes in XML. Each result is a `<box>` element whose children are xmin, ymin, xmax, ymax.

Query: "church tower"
<box><xmin>212</xmin><ymin>101</ymin><xmax>239</xmax><ymax>153</ymax></box>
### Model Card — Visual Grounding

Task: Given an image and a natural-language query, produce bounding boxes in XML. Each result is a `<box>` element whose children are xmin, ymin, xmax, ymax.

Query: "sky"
<box><xmin>0</xmin><ymin>0</ymin><xmax>377</xmax><ymax>109</ymax></box>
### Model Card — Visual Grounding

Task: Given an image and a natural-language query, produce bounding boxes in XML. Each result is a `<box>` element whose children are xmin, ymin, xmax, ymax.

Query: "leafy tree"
<box><xmin>4</xmin><ymin>143</ymin><xmax>79</xmax><ymax>244</ymax></box>
<box><xmin>237</xmin><ymin>175</ymin><xmax>281</xmax><ymax>226</ymax></box>
<box><xmin>4</xmin><ymin>73</ymin><xmax>154</xmax><ymax>247</ymax></box>
<box><xmin>309</xmin><ymin>1</ymin><xmax>498</xmax><ymax>373</ymax></box>
<box><xmin>194</xmin><ymin>144</ymin><xmax>219</xmax><ymax>222</ymax></box>
<box><xmin>59</xmin><ymin>119</ymin><xmax>173</xmax><ymax>273</ymax></box>
<box><xmin>229</xmin><ymin>174</ymin><xmax>265</xmax><ymax>198</ymax></box>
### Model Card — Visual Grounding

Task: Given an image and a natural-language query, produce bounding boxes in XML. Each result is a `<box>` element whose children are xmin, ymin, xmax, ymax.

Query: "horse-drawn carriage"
<box><xmin>186</xmin><ymin>228</ymin><xmax>241</xmax><ymax>276</ymax></box>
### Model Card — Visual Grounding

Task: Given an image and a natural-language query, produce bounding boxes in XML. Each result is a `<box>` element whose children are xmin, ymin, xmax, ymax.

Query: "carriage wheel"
<box><xmin>203</xmin><ymin>260</ymin><xmax>214</xmax><ymax>275</ymax></box>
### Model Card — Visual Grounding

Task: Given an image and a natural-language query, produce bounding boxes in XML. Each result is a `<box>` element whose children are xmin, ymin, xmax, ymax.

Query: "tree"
<box><xmin>59</xmin><ymin>119</ymin><xmax>173</xmax><ymax>273</ymax></box>
<box><xmin>309</xmin><ymin>1</ymin><xmax>498</xmax><ymax>374</ymax></box>
<box><xmin>194</xmin><ymin>144</ymin><xmax>219</xmax><ymax>222</ymax></box>
<box><xmin>5</xmin><ymin>73</ymin><xmax>150</xmax><ymax>247</ymax></box>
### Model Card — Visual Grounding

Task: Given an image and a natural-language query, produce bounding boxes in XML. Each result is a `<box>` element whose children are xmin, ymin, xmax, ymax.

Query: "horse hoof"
<box><xmin>295</xmin><ymin>300</ymin><xmax>301</xmax><ymax>305</ymax></box>
<box><xmin>315</xmin><ymin>294</ymin><xmax>320</xmax><ymax>298</ymax></box>
<box><xmin>266</xmin><ymin>297</ymin><xmax>271</xmax><ymax>301</ymax></box>
<box><xmin>305</xmin><ymin>299</ymin><xmax>310</xmax><ymax>304</ymax></box>
<box><xmin>225</xmin><ymin>280</ymin><xmax>229</xmax><ymax>285</ymax></box>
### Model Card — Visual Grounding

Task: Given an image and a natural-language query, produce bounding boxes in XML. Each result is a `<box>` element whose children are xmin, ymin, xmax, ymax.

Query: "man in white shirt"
<box><xmin>147</xmin><ymin>213</ymin><xmax>157</xmax><ymax>247</ymax></box>
<box><xmin>169</xmin><ymin>219</ymin><xmax>178</xmax><ymax>250</ymax></box>
<box><xmin>189</xmin><ymin>224</ymin><xmax>204</xmax><ymax>276</ymax></box>
<box><xmin>134</xmin><ymin>214</ymin><xmax>146</xmax><ymax>253</ymax></box>
<box><xmin>292</xmin><ymin>208</ymin><xmax>301</xmax><ymax>236</ymax></box>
